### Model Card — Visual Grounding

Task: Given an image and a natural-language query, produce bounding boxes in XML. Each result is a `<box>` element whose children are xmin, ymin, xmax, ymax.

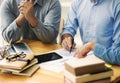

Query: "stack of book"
<box><xmin>64</xmin><ymin>55</ymin><xmax>113</xmax><ymax>83</ymax></box>
<box><xmin>0</xmin><ymin>43</ymin><xmax>39</xmax><ymax>76</ymax></box>
<box><xmin>0</xmin><ymin>53</ymin><xmax>39</xmax><ymax>76</ymax></box>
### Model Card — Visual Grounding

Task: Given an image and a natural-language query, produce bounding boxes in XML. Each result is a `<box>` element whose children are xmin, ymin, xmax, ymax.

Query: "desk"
<box><xmin>0</xmin><ymin>40</ymin><xmax>120</xmax><ymax>83</ymax></box>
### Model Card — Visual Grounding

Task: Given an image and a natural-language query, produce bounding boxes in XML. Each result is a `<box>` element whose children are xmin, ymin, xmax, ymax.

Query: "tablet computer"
<box><xmin>12</xmin><ymin>43</ymin><xmax>33</xmax><ymax>54</ymax></box>
<box><xmin>35</xmin><ymin>52</ymin><xmax>63</xmax><ymax>63</ymax></box>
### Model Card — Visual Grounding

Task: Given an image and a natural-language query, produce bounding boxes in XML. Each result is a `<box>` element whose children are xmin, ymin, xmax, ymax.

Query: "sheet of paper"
<box><xmin>39</xmin><ymin>48</ymin><xmax>94</xmax><ymax>73</ymax></box>
<box><xmin>39</xmin><ymin>48</ymin><xmax>76</xmax><ymax>73</ymax></box>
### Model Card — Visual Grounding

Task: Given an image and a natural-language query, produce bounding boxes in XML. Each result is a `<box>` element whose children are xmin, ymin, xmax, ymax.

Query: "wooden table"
<box><xmin>0</xmin><ymin>40</ymin><xmax>120</xmax><ymax>83</ymax></box>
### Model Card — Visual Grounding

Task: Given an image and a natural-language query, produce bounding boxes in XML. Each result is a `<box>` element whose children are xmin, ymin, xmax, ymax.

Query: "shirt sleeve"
<box><xmin>93</xmin><ymin>2</ymin><xmax>120</xmax><ymax>65</ymax></box>
<box><xmin>61</xmin><ymin>0</ymin><xmax>79</xmax><ymax>38</ymax></box>
<box><xmin>0</xmin><ymin>0</ymin><xmax>22</xmax><ymax>43</ymax></box>
<box><xmin>31</xmin><ymin>0</ymin><xmax>61</xmax><ymax>43</ymax></box>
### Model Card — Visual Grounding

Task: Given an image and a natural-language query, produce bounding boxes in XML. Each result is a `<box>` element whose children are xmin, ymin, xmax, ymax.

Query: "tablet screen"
<box><xmin>35</xmin><ymin>52</ymin><xmax>62</xmax><ymax>63</ymax></box>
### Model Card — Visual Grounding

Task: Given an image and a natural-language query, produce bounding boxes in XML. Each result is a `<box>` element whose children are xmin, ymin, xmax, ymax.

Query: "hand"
<box><xmin>19</xmin><ymin>0</ymin><xmax>38</xmax><ymax>27</ymax></box>
<box><xmin>74</xmin><ymin>42</ymin><xmax>95</xmax><ymax>58</ymax></box>
<box><xmin>19</xmin><ymin>0</ymin><xmax>34</xmax><ymax>20</ymax></box>
<box><xmin>61</xmin><ymin>34</ymin><xmax>76</xmax><ymax>51</ymax></box>
<box><xmin>16</xmin><ymin>13</ymin><xmax>25</xmax><ymax>27</ymax></box>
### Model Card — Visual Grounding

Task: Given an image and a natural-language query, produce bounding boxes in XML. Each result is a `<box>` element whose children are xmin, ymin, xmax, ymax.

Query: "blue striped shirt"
<box><xmin>62</xmin><ymin>0</ymin><xmax>120</xmax><ymax>65</ymax></box>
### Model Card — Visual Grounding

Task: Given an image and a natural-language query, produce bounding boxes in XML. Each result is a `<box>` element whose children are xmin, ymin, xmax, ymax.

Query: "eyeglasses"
<box><xmin>6</xmin><ymin>52</ymin><xmax>26</xmax><ymax>62</ymax></box>
<box><xmin>0</xmin><ymin>45</ymin><xmax>10</xmax><ymax>59</ymax></box>
<box><xmin>0</xmin><ymin>39</ymin><xmax>12</xmax><ymax>59</ymax></box>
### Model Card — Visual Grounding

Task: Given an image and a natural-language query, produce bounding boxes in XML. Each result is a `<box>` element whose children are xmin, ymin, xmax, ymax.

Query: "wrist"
<box><xmin>61</xmin><ymin>34</ymin><xmax>73</xmax><ymax>44</ymax></box>
<box><xmin>28</xmin><ymin>17</ymin><xmax>38</xmax><ymax>28</ymax></box>
<box><xmin>62</xmin><ymin>34</ymin><xmax>72</xmax><ymax>40</ymax></box>
<box><xmin>16</xmin><ymin>14</ymin><xmax>25</xmax><ymax>27</ymax></box>
<box><xmin>87</xmin><ymin>42</ymin><xmax>95</xmax><ymax>51</ymax></box>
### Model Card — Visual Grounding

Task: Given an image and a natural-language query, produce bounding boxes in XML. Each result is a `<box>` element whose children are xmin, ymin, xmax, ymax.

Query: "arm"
<box><xmin>31</xmin><ymin>0</ymin><xmax>61</xmax><ymax>43</ymax></box>
<box><xmin>93</xmin><ymin>2</ymin><xmax>120</xmax><ymax>65</ymax></box>
<box><xmin>61</xmin><ymin>0</ymin><xmax>79</xmax><ymax>50</ymax></box>
<box><xmin>0</xmin><ymin>0</ymin><xmax>23</xmax><ymax>43</ymax></box>
<box><xmin>61</xmin><ymin>0</ymin><xmax>79</xmax><ymax>38</ymax></box>
<box><xmin>74</xmin><ymin>1</ymin><xmax>120</xmax><ymax>65</ymax></box>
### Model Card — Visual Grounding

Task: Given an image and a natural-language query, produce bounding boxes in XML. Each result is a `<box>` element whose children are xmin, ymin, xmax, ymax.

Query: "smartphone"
<box><xmin>35</xmin><ymin>52</ymin><xmax>63</xmax><ymax>63</ymax></box>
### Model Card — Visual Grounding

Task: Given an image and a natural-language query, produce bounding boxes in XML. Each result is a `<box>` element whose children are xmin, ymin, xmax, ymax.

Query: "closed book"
<box><xmin>86</xmin><ymin>78</ymin><xmax>110</xmax><ymax>83</ymax></box>
<box><xmin>12</xmin><ymin>64</ymin><xmax>39</xmax><ymax>76</ymax></box>
<box><xmin>65</xmin><ymin>77</ymin><xmax>110</xmax><ymax>83</ymax></box>
<box><xmin>64</xmin><ymin>68</ymin><xmax>113</xmax><ymax>83</ymax></box>
<box><xmin>0</xmin><ymin>53</ymin><xmax>34</xmax><ymax>69</ymax></box>
<box><xmin>0</xmin><ymin>59</ymin><xmax>38</xmax><ymax>73</ymax></box>
<box><xmin>64</xmin><ymin>55</ymin><xmax>105</xmax><ymax>76</ymax></box>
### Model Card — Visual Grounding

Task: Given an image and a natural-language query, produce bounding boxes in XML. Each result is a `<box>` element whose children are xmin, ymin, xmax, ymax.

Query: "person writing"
<box><xmin>61</xmin><ymin>0</ymin><xmax>120</xmax><ymax>65</ymax></box>
<box><xmin>0</xmin><ymin>0</ymin><xmax>61</xmax><ymax>43</ymax></box>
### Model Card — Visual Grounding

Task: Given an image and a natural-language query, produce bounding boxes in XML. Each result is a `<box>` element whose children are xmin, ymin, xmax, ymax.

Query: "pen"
<box><xmin>70</xmin><ymin>38</ymin><xmax>74</xmax><ymax>53</ymax></box>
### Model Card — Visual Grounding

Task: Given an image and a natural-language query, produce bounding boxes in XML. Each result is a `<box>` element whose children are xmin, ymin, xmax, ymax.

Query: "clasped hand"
<box><xmin>18</xmin><ymin>0</ymin><xmax>34</xmax><ymax>21</ymax></box>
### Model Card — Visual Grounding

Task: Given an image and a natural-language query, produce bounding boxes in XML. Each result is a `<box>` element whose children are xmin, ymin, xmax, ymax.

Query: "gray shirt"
<box><xmin>0</xmin><ymin>0</ymin><xmax>61</xmax><ymax>43</ymax></box>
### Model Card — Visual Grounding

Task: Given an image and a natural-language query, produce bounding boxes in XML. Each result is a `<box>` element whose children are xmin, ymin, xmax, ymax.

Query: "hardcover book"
<box><xmin>0</xmin><ymin>53</ymin><xmax>34</xmax><ymax>70</ymax></box>
<box><xmin>64</xmin><ymin>55</ymin><xmax>105</xmax><ymax>76</ymax></box>
<box><xmin>64</xmin><ymin>68</ymin><xmax>113</xmax><ymax>83</ymax></box>
<box><xmin>0</xmin><ymin>59</ymin><xmax>38</xmax><ymax>73</ymax></box>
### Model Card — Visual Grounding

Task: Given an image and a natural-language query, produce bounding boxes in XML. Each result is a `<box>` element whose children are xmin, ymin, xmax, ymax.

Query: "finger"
<box><xmin>67</xmin><ymin>37</ymin><xmax>72</xmax><ymax>48</ymax></box>
<box><xmin>72</xmin><ymin>42</ymin><xmax>76</xmax><ymax>49</ymax></box>
<box><xmin>18</xmin><ymin>1</ymin><xmax>26</xmax><ymax>9</ymax></box>
<box><xmin>62</xmin><ymin>40</ymin><xmax>69</xmax><ymax>50</ymax></box>
<box><xmin>25</xmin><ymin>0</ymin><xmax>28</xmax><ymax>2</ymax></box>
<box><xmin>62</xmin><ymin>39</ymin><xmax>70</xmax><ymax>51</ymax></box>
<box><xmin>64</xmin><ymin>38</ymin><xmax>71</xmax><ymax>50</ymax></box>
<box><xmin>74</xmin><ymin>48</ymin><xmax>82</xmax><ymax>58</ymax></box>
<box><xmin>29</xmin><ymin>0</ymin><xmax>33</xmax><ymax>3</ymax></box>
<box><xmin>19</xmin><ymin>7</ymin><xmax>25</xmax><ymax>15</ymax></box>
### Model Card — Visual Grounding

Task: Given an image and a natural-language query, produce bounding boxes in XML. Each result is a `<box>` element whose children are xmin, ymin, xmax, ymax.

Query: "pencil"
<box><xmin>70</xmin><ymin>38</ymin><xmax>74</xmax><ymax>53</ymax></box>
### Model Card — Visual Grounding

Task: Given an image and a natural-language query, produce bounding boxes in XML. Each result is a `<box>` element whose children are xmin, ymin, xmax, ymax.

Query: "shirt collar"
<box><xmin>90</xmin><ymin>0</ymin><xmax>104</xmax><ymax>5</ymax></box>
<box><xmin>34</xmin><ymin>0</ymin><xmax>43</xmax><ymax>6</ymax></box>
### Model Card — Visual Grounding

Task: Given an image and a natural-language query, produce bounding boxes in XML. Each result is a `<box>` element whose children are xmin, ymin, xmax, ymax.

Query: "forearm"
<box><xmin>27</xmin><ymin>16</ymin><xmax>38</xmax><ymax>28</ymax></box>
<box><xmin>31</xmin><ymin>21</ymin><xmax>58</xmax><ymax>43</ymax></box>
<box><xmin>93</xmin><ymin>43</ymin><xmax>120</xmax><ymax>65</ymax></box>
<box><xmin>16</xmin><ymin>14</ymin><xmax>25</xmax><ymax>27</ymax></box>
<box><xmin>2</xmin><ymin>20</ymin><xmax>22</xmax><ymax>43</ymax></box>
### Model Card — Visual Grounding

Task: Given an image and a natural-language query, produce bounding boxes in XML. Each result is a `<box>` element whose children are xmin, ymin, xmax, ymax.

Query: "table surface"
<box><xmin>0</xmin><ymin>40</ymin><xmax>120</xmax><ymax>83</ymax></box>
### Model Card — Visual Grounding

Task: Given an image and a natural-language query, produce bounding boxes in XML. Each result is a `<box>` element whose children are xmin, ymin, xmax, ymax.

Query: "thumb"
<box><xmin>25</xmin><ymin>0</ymin><xmax>28</xmax><ymax>2</ymax></box>
<box><xmin>29</xmin><ymin>0</ymin><xmax>33</xmax><ymax>3</ymax></box>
